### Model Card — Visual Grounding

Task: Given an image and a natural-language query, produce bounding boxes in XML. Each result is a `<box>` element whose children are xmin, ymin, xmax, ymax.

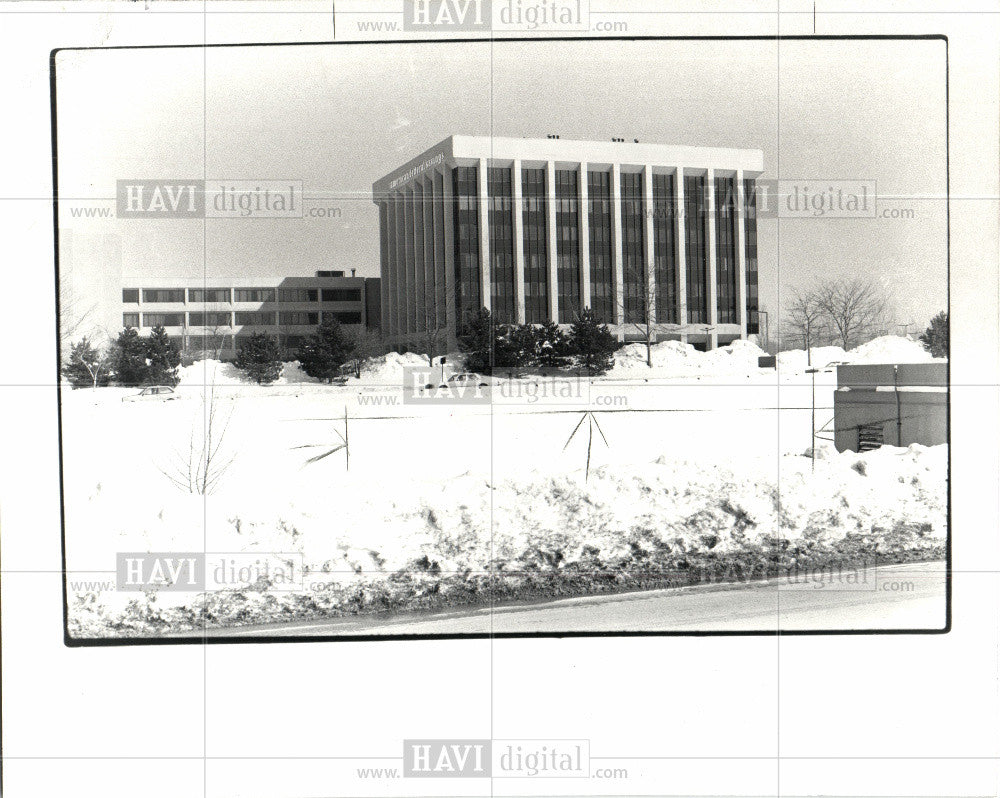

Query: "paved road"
<box><xmin>188</xmin><ymin>560</ymin><xmax>946</xmax><ymax>638</ymax></box>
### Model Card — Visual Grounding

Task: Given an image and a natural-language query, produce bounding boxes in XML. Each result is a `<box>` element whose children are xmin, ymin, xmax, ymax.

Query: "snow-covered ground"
<box><xmin>62</xmin><ymin>335</ymin><xmax>947</xmax><ymax>636</ymax></box>
<box><xmin>610</xmin><ymin>334</ymin><xmax>939</xmax><ymax>378</ymax></box>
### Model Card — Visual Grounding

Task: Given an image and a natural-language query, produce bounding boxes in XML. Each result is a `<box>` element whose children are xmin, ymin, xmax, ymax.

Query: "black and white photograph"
<box><xmin>53</xmin><ymin>32</ymin><xmax>948</xmax><ymax>639</ymax></box>
<box><xmin>53</xmin><ymin>38</ymin><xmax>948</xmax><ymax>639</ymax></box>
<box><xmin>55</xmin><ymin>35</ymin><xmax>949</xmax><ymax>640</ymax></box>
<box><xmin>1</xmin><ymin>3</ymin><xmax>998</xmax><ymax>798</ymax></box>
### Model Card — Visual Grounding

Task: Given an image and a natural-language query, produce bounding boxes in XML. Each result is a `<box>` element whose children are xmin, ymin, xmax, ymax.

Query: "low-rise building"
<box><xmin>833</xmin><ymin>362</ymin><xmax>947</xmax><ymax>452</ymax></box>
<box><xmin>120</xmin><ymin>272</ymin><xmax>380</xmax><ymax>359</ymax></box>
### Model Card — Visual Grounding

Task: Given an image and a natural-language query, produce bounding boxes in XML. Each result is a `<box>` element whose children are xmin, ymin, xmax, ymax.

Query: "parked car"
<box><xmin>447</xmin><ymin>373</ymin><xmax>489</xmax><ymax>388</ymax></box>
<box><xmin>122</xmin><ymin>386</ymin><xmax>180</xmax><ymax>402</ymax></box>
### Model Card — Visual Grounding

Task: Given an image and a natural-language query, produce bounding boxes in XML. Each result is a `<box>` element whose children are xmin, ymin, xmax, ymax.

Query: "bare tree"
<box><xmin>812</xmin><ymin>277</ymin><xmax>892</xmax><ymax>350</ymax></box>
<box><xmin>347</xmin><ymin>327</ymin><xmax>387</xmax><ymax>378</ymax></box>
<box><xmin>58</xmin><ymin>285</ymin><xmax>100</xmax><ymax>358</ymax></box>
<box><xmin>412</xmin><ymin>327</ymin><xmax>448</xmax><ymax>366</ymax></box>
<box><xmin>618</xmin><ymin>265</ymin><xmax>685</xmax><ymax>367</ymax></box>
<box><xmin>186</xmin><ymin>325</ymin><xmax>229</xmax><ymax>362</ymax></box>
<box><xmin>75</xmin><ymin>338</ymin><xmax>112</xmax><ymax>388</ymax></box>
<box><xmin>783</xmin><ymin>289</ymin><xmax>826</xmax><ymax>362</ymax></box>
<box><xmin>160</xmin><ymin>383</ymin><xmax>236</xmax><ymax>495</ymax></box>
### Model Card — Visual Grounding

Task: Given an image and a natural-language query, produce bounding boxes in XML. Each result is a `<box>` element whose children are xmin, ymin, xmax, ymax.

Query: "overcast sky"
<box><xmin>55</xmin><ymin>37</ymin><xmax>947</xmax><ymax>332</ymax></box>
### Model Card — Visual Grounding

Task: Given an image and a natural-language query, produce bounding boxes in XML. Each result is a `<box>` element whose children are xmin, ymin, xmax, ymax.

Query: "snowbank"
<box><xmin>777</xmin><ymin>336</ymin><xmax>940</xmax><ymax>372</ymax></box>
<box><xmin>359</xmin><ymin>351</ymin><xmax>432</xmax><ymax>383</ymax></box>
<box><xmin>608</xmin><ymin>335</ymin><xmax>940</xmax><ymax>379</ymax></box>
<box><xmin>177</xmin><ymin>359</ymin><xmax>322</xmax><ymax>387</ymax></box>
<box><xmin>275</xmin><ymin>361</ymin><xmax>321</xmax><ymax>384</ymax></box>
<box><xmin>611</xmin><ymin>338</ymin><xmax>768</xmax><ymax>377</ymax></box>
<box><xmin>850</xmin><ymin>335</ymin><xmax>938</xmax><ymax>364</ymax></box>
<box><xmin>176</xmin><ymin>359</ymin><xmax>245</xmax><ymax>386</ymax></box>
<box><xmin>68</xmin><ymin>442</ymin><xmax>947</xmax><ymax>637</ymax></box>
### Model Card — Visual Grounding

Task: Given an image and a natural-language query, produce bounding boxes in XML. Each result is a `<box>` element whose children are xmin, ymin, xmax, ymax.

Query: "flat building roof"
<box><xmin>373</xmin><ymin>135</ymin><xmax>764</xmax><ymax>196</ymax></box>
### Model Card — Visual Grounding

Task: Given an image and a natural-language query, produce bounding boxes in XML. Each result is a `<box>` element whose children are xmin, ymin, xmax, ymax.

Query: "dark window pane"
<box><xmin>321</xmin><ymin>288</ymin><xmax>362</xmax><ymax>303</ymax></box>
<box><xmin>142</xmin><ymin>289</ymin><xmax>185</xmax><ymax>303</ymax></box>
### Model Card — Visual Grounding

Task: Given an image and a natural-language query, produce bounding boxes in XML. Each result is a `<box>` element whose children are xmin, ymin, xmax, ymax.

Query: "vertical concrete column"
<box><xmin>441</xmin><ymin>166</ymin><xmax>457</xmax><ymax>339</ymax></box>
<box><xmin>706</xmin><ymin>168</ymin><xmax>718</xmax><ymax>349</ymax></box>
<box><xmin>579</xmin><ymin>163</ymin><xmax>591</xmax><ymax>312</ymax></box>
<box><xmin>432</xmin><ymin>172</ymin><xmax>446</xmax><ymax>332</ymax></box>
<box><xmin>675</xmin><ymin>168</ymin><xmax>688</xmax><ymax>342</ymax></box>
<box><xmin>736</xmin><ymin>170</ymin><xmax>748</xmax><ymax>340</ymax></box>
<box><xmin>417</xmin><ymin>175</ymin><xmax>434</xmax><ymax>331</ymax></box>
<box><xmin>477</xmin><ymin>158</ymin><xmax>491</xmax><ymax>313</ymax></box>
<box><xmin>393</xmin><ymin>192</ymin><xmax>406</xmax><ymax>339</ymax></box>
<box><xmin>545</xmin><ymin>160</ymin><xmax>559</xmax><ymax>323</ymax></box>
<box><xmin>643</xmin><ymin>164</ymin><xmax>656</xmax><ymax>326</ymax></box>
<box><xmin>512</xmin><ymin>160</ymin><xmax>526</xmax><ymax>324</ymax></box>
<box><xmin>378</xmin><ymin>200</ymin><xmax>391</xmax><ymax>338</ymax></box>
<box><xmin>423</xmin><ymin>175</ymin><xmax>435</xmax><ymax>332</ymax></box>
<box><xmin>403</xmin><ymin>187</ymin><xmax>416</xmax><ymax>336</ymax></box>
<box><xmin>423</xmin><ymin>175</ymin><xmax>434</xmax><ymax>331</ymax></box>
<box><xmin>412</xmin><ymin>183</ymin><xmax>426</xmax><ymax>334</ymax></box>
<box><xmin>611</xmin><ymin>162</ymin><xmax>624</xmax><ymax>328</ymax></box>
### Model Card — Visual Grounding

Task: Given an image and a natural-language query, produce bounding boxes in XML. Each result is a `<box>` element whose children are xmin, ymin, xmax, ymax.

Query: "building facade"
<box><xmin>121</xmin><ymin>272</ymin><xmax>379</xmax><ymax>360</ymax></box>
<box><xmin>834</xmin><ymin>363</ymin><xmax>948</xmax><ymax>452</ymax></box>
<box><xmin>372</xmin><ymin>135</ymin><xmax>763</xmax><ymax>350</ymax></box>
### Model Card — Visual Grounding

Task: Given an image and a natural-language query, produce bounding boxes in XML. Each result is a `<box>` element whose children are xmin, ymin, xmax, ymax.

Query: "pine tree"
<box><xmin>145</xmin><ymin>326</ymin><xmax>181</xmax><ymax>387</ymax></box>
<box><xmin>62</xmin><ymin>337</ymin><xmax>110</xmax><ymax>389</ymax></box>
<box><xmin>919</xmin><ymin>311</ymin><xmax>948</xmax><ymax>358</ymax></box>
<box><xmin>493</xmin><ymin>324</ymin><xmax>528</xmax><ymax>370</ymax></box>
<box><xmin>111</xmin><ymin>326</ymin><xmax>149</xmax><ymax>387</ymax></box>
<box><xmin>235</xmin><ymin>332</ymin><xmax>283</xmax><ymax>385</ymax></box>
<box><xmin>534</xmin><ymin>322</ymin><xmax>572</xmax><ymax>370</ymax></box>
<box><xmin>296</xmin><ymin>317</ymin><xmax>355</xmax><ymax>383</ymax></box>
<box><xmin>569</xmin><ymin>308</ymin><xmax>618</xmax><ymax>375</ymax></box>
<box><xmin>456</xmin><ymin>307</ymin><xmax>493</xmax><ymax>374</ymax></box>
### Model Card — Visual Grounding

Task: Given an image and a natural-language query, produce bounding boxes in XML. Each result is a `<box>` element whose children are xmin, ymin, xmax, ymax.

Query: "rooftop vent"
<box><xmin>317</xmin><ymin>270</ymin><xmax>345</xmax><ymax>278</ymax></box>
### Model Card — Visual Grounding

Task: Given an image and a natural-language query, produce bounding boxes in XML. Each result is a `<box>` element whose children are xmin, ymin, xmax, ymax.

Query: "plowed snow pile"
<box><xmin>68</xmin><ymin>443</ymin><xmax>947</xmax><ymax>637</ymax></box>
<box><xmin>850</xmin><ymin>335</ymin><xmax>939</xmax><ymax>364</ymax></box>
<box><xmin>177</xmin><ymin>359</ymin><xmax>322</xmax><ymax>386</ymax></box>
<box><xmin>359</xmin><ymin>351</ymin><xmax>431</xmax><ymax>383</ymax></box>
<box><xmin>612</xmin><ymin>335</ymin><xmax>940</xmax><ymax>378</ymax></box>
<box><xmin>611</xmin><ymin>339</ymin><xmax>767</xmax><ymax>377</ymax></box>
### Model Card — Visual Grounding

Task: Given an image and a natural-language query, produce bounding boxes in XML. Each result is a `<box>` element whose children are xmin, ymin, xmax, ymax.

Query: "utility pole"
<box><xmin>806</xmin><ymin>365</ymin><xmax>819</xmax><ymax>471</ymax></box>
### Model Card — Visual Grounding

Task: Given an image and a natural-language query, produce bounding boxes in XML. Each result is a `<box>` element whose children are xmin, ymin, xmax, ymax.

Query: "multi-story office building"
<box><xmin>372</xmin><ymin>135</ymin><xmax>763</xmax><ymax>350</ymax></box>
<box><xmin>121</xmin><ymin>272</ymin><xmax>380</xmax><ymax>360</ymax></box>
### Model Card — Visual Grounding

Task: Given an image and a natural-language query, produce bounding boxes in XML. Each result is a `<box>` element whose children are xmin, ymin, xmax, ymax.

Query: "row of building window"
<box><xmin>652</xmin><ymin>173</ymin><xmax>679</xmax><ymax>324</ymax></box>
<box><xmin>744</xmin><ymin>177</ymin><xmax>760</xmax><ymax>334</ymax></box>
<box><xmin>620</xmin><ymin>172</ymin><xmax>646</xmax><ymax>325</ymax></box>
<box><xmin>453</xmin><ymin>166</ymin><xmax>482</xmax><ymax>326</ymax></box>
<box><xmin>123</xmin><ymin>311</ymin><xmax>362</xmax><ymax>328</ymax></box>
<box><xmin>555</xmin><ymin>169</ymin><xmax>581</xmax><ymax>323</ymax></box>
<box><xmin>123</xmin><ymin>288</ymin><xmax>361</xmax><ymax>304</ymax></box>
<box><xmin>183</xmin><ymin>333</ymin><xmax>314</xmax><ymax>351</ymax></box>
<box><xmin>488</xmin><ymin>166</ymin><xmax>517</xmax><ymax>324</ymax></box>
<box><xmin>714</xmin><ymin>176</ymin><xmax>739</xmax><ymax>325</ymax></box>
<box><xmin>588</xmin><ymin>170</ymin><xmax>615</xmax><ymax>323</ymax></box>
<box><xmin>521</xmin><ymin>167</ymin><xmax>549</xmax><ymax>324</ymax></box>
<box><xmin>382</xmin><ymin>166</ymin><xmax>760</xmax><ymax>334</ymax></box>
